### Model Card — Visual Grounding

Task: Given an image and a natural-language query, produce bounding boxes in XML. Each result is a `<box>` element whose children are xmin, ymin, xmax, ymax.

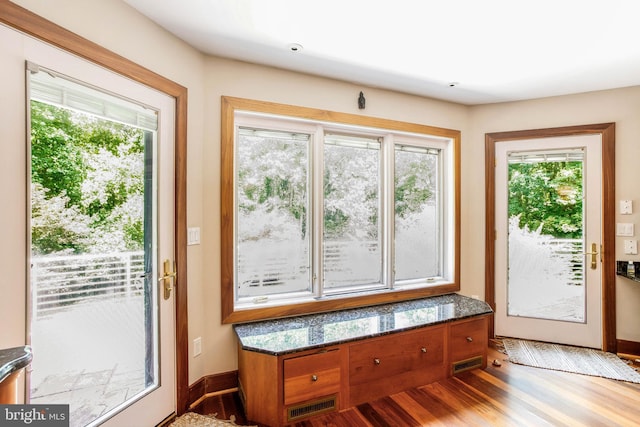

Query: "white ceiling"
<box><xmin>124</xmin><ymin>0</ymin><xmax>640</xmax><ymax>105</ymax></box>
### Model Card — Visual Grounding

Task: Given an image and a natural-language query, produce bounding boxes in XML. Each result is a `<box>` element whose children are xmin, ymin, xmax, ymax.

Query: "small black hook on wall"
<box><xmin>358</xmin><ymin>91</ymin><xmax>366</xmax><ymax>109</ymax></box>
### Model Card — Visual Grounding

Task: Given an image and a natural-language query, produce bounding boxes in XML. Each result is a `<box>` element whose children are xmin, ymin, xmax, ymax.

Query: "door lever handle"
<box><xmin>583</xmin><ymin>243</ymin><xmax>598</xmax><ymax>270</ymax></box>
<box><xmin>159</xmin><ymin>259</ymin><xmax>177</xmax><ymax>299</ymax></box>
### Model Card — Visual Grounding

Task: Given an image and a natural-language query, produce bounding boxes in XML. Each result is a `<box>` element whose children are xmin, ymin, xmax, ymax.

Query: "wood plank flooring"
<box><xmin>193</xmin><ymin>347</ymin><xmax>640</xmax><ymax>426</ymax></box>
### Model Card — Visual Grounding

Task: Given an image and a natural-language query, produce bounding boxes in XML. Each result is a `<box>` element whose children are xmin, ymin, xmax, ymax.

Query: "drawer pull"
<box><xmin>466</xmin><ymin>336</ymin><xmax>473</xmax><ymax>343</ymax></box>
<box><xmin>311</xmin><ymin>375</ymin><xmax>318</xmax><ymax>382</ymax></box>
<box><xmin>421</xmin><ymin>347</ymin><xmax>427</xmax><ymax>353</ymax></box>
<box><xmin>373</xmin><ymin>358</ymin><xmax>381</xmax><ymax>365</ymax></box>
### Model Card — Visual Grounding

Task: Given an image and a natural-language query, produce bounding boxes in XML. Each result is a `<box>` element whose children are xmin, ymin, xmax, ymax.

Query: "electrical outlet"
<box><xmin>621</xmin><ymin>200</ymin><xmax>633</xmax><ymax>215</ymax></box>
<box><xmin>624</xmin><ymin>240</ymin><xmax>638</xmax><ymax>255</ymax></box>
<box><xmin>193</xmin><ymin>337</ymin><xmax>202</xmax><ymax>357</ymax></box>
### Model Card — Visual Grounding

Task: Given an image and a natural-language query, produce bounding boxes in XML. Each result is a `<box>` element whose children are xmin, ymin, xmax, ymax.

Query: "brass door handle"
<box><xmin>159</xmin><ymin>259</ymin><xmax>177</xmax><ymax>300</ymax></box>
<box><xmin>373</xmin><ymin>358</ymin><xmax>381</xmax><ymax>365</ymax></box>
<box><xmin>583</xmin><ymin>243</ymin><xmax>598</xmax><ymax>270</ymax></box>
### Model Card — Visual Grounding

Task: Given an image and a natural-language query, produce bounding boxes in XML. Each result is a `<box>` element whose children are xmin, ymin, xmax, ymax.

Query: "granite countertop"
<box><xmin>0</xmin><ymin>346</ymin><xmax>32</xmax><ymax>383</ymax></box>
<box><xmin>617</xmin><ymin>260</ymin><xmax>640</xmax><ymax>283</ymax></box>
<box><xmin>234</xmin><ymin>293</ymin><xmax>493</xmax><ymax>355</ymax></box>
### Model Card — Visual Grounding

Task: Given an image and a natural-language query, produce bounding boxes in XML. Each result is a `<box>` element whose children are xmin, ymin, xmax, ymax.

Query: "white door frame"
<box><xmin>0</xmin><ymin>1</ymin><xmax>190</xmax><ymax>416</ymax></box>
<box><xmin>485</xmin><ymin>124</ymin><xmax>616</xmax><ymax>352</ymax></box>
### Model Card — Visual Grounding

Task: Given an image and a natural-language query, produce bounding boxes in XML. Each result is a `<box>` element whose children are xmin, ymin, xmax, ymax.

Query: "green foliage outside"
<box><xmin>508</xmin><ymin>161</ymin><xmax>583</xmax><ymax>239</ymax></box>
<box><xmin>30</xmin><ymin>101</ymin><xmax>146</xmax><ymax>255</ymax></box>
<box><xmin>394</xmin><ymin>150</ymin><xmax>435</xmax><ymax>220</ymax></box>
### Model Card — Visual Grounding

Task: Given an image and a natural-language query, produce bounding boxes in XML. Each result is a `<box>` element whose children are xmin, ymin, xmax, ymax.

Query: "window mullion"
<box><xmin>312</xmin><ymin>125</ymin><xmax>325</xmax><ymax>298</ymax></box>
<box><xmin>441</xmin><ymin>145</ymin><xmax>452</xmax><ymax>280</ymax></box>
<box><xmin>383</xmin><ymin>135</ymin><xmax>395</xmax><ymax>289</ymax></box>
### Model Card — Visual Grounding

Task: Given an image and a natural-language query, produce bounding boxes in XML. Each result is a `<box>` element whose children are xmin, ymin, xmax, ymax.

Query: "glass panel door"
<box><xmin>507</xmin><ymin>149</ymin><xmax>586</xmax><ymax>322</ymax></box>
<box><xmin>28</xmin><ymin>68</ymin><xmax>158</xmax><ymax>427</ymax></box>
<box><xmin>494</xmin><ymin>135</ymin><xmax>602</xmax><ymax>349</ymax></box>
<box><xmin>25</xmin><ymin>37</ymin><xmax>175</xmax><ymax>426</ymax></box>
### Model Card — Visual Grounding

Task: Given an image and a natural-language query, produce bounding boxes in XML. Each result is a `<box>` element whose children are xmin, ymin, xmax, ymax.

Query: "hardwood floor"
<box><xmin>193</xmin><ymin>347</ymin><xmax>640</xmax><ymax>426</ymax></box>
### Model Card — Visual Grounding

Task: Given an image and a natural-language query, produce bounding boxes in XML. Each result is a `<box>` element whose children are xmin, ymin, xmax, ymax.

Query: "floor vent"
<box><xmin>287</xmin><ymin>395</ymin><xmax>337</xmax><ymax>421</ymax></box>
<box><xmin>452</xmin><ymin>356</ymin><xmax>483</xmax><ymax>374</ymax></box>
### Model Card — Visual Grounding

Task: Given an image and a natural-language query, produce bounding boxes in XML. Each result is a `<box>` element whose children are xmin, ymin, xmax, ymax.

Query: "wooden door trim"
<box><xmin>485</xmin><ymin>123</ymin><xmax>616</xmax><ymax>352</ymax></box>
<box><xmin>0</xmin><ymin>0</ymin><xmax>190</xmax><ymax>414</ymax></box>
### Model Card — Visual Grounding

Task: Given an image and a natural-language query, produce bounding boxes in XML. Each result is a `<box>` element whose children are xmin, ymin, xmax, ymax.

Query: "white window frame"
<box><xmin>221</xmin><ymin>97</ymin><xmax>460</xmax><ymax>324</ymax></box>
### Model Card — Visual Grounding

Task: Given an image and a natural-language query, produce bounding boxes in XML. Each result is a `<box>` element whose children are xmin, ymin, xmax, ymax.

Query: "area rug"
<box><xmin>502</xmin><ymin>338</ymin><xmax>640</xmax><ymax>384</ymax></box>
<box><xmin>169</xmin><ymin>412</ymin><xmax>255</xmax><ymax>427</ymax></box>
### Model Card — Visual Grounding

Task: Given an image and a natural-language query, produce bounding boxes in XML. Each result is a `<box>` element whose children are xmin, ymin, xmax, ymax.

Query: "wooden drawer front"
<box><xmin>349</xmin><ymin>362</ymin><xmax>447</xmax><ymax>406</ymax></box>
<box><xmin>283</xmin><ymin>349</ymin><xmax>341</xmax><ymax>405</ymax></box>
<box><xmin>449</xmin><ymin>317</ymin><xmax>487</xmax><ymax>362</ymax></box>
<box><xmin>349</xmin><ymin>326</ymin><xmax>445</xmax><ymax>386</ymax></box>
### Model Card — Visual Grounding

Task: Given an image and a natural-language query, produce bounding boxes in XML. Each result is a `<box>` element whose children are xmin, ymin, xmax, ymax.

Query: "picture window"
<box><xmin>221</xmin><ymin>97</ymin><xmax>460</xmax><ymax>323</ymax></box>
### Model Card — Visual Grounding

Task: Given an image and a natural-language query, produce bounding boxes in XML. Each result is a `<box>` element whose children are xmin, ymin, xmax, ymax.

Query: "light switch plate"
<box><xmin>187</xmin><ymin>227</ymin><xmax>200</xmax><ymax>245</ymax></box>
<box><xmin>193</xmin><ymin>337</ymin><xmax>202</xmax><ymax>357</ymax></box>
<box><xmin>617</xmin><ymin>223</ymin><xmax>635</xmax><ymax>236</ymax></box>
<box><xmin>624</xmin><ymin>239</ymin><xmax>638</xmax><ymax>255</ymax></box>
<box><xmin>621</xmin><ymin>200</ymin><xmax>633</xmax><ymax>215</ymax></box>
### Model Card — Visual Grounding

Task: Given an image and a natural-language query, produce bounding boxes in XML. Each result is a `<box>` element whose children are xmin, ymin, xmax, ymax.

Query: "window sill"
<box><xmin>223</xmin><ymin>282</ymin><xmax>460</xmax><ymax>324</ymax></box>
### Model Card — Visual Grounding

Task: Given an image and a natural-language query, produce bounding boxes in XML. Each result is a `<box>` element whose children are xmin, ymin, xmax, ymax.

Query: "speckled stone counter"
<box><xmin>617</xmin><ymin>260</ymin><xmax>640</xmax><ymax>283</ymax></box>
<box><xmin>234</xmin><ymin>293</ymin><xmax>492</xmax><ymax>355</ymax></box>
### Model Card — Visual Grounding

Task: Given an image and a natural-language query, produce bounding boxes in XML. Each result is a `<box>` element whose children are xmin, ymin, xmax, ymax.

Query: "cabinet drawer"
<box><xmin>283</xmin><ymin>349</ymin><xmax>341</xmax><ymax>405</ymax></box>
<box><xmin>449</xmin><ymin>317</ymin><xmax>487</xmax><ymax>362</ymax></box>
<box><xmin>349</xmin><ymin>325</ymin><xmax>445</xmax><ymax>386</ymax></box>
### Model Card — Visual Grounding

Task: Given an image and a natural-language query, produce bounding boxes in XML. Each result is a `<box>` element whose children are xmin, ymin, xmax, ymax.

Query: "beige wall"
<box><xmin>3</xmin><ymin>1</ymin><xmax>639</xmax><ymax>393</ymax></box>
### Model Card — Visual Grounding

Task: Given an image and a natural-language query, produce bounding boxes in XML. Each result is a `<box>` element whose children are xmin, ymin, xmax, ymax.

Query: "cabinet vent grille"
<box><xmin>287</xmin><ymin>395</ymin><xmax>337</xmax><ymax>421</ymax></box>
<box><xmin>452</xmin><ymin>356</ymin><xmax>483</xmax><ymax>374</ymax></box>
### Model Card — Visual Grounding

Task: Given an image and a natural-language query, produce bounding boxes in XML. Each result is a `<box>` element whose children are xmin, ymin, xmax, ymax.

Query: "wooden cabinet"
<box><xmin>237</xmin><ymin>344</ymin><xmax>281</xmax><ymax>427</ymax></box>
<box><xmin>449</xmin><ymin>316</ymin><xmax>488</xmax><ymax>374</ymax></box>
<box><xmin>283</xmin><ymin>349</ymin><xmax>342</xmax><ymax>405</ymax></box>
<box><xmin>349</xmin><ymin>325</ymin><xmax>446</xmax><ymax>405</ymax></box>
<box><xmin>238</xmin><ymin>315</ymin><xmax>489</xmax><ymax>426</ymax></box>
<box><xmin>238</xmin><ymin>345</ymin><xmax>346</xmax><ymax>427</ymax></box>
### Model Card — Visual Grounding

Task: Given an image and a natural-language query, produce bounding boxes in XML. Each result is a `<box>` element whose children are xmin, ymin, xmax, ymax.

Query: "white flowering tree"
<box><xmin>30</xmin><ymin>101</ymin><xmax>145</xmax><ymax>255</ymax></box>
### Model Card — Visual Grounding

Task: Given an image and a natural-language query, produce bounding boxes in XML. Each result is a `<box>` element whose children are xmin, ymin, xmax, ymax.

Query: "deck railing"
<box><xmin>237</xmin><ymin>238</ymin><xmax>585</xmax><ymax>289</ymax></box>
<box><xmin>545</xmin><ymin>239</ymin><xmax>584</xmax><ymax>286</ymax></box>
<box><xmin>30</xmin><ymin>239</ymin><xmax>584</xmax><ymax>315</ymax></box>
<box><xmin>31</xmin><ymin>251</ymin><xmax>145</xmax><ymax>315</ymax></box>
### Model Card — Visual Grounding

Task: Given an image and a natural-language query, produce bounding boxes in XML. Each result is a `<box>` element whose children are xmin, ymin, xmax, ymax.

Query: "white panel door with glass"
<box><xmin>25</xmin><ymin>38</ymin><xmax>175</xmax><ymax>426</ymax></box>
<box><xmin>494</xmin><ymin>135</ymin><xmax>602</xmax><ymax>349</ymax></box>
